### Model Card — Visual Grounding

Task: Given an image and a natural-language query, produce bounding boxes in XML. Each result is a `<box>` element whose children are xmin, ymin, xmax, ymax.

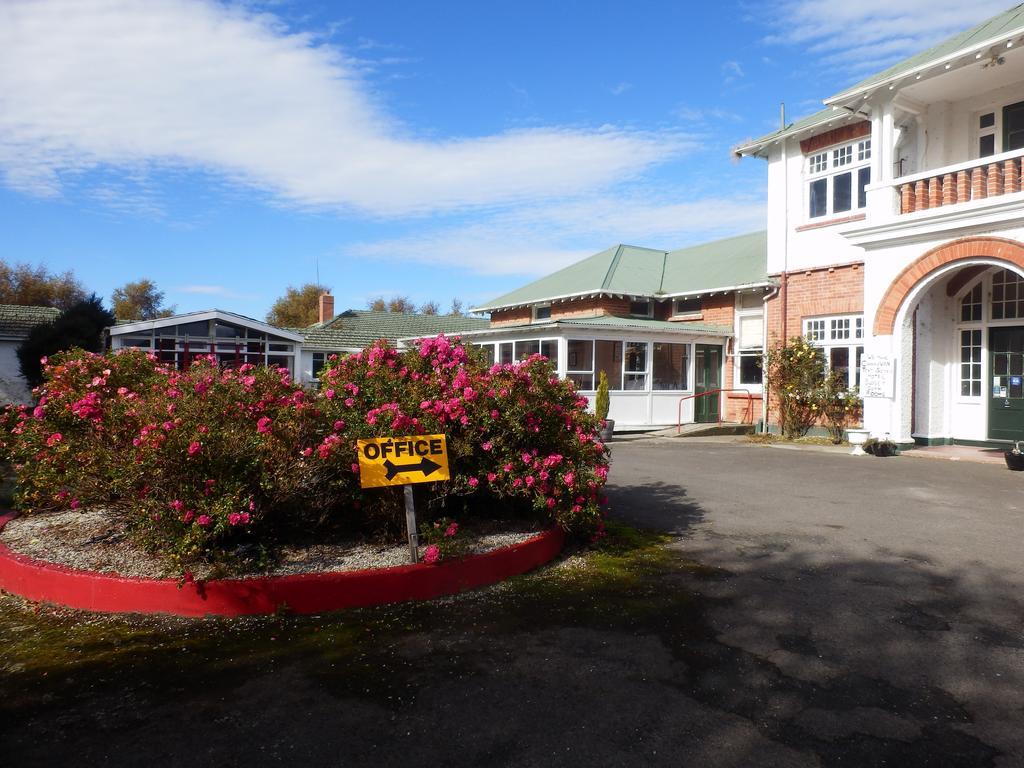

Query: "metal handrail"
<box><xmin>677</xmin><ymin>388</ymin><xmax>753</xmax><ymax>434</ymax></box>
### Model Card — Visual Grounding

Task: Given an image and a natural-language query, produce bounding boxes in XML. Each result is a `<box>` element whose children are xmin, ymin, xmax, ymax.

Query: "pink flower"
<box><xmin>344</xmin><ymin>397</ymin><xmax>355</xmax><ymax>407</ymax></box>
<box><xmin>188</xmin><ymin>441</ymin><xmax>202</xmax><ymax>456</ymax></box>
<box><xmin>423</xmin><ymin>544</ymin><xmax>441</xmax><ymax>564</ymax></box>
<box><xmin>333</xmin><ymin>420</ymin><xmax>345</xmax><ymax>431</ymax></box>
<box><xmin>169</xmin><ymin>499</ymin><xmax>185</xmax><ymax>513</ymax></box>
<box><xmin>445</xmin><ymin>522</ymin><xmax>459</xmax><ymax>537</ymax></box>
<box><xmin>486</xmin><ymin>472</ymin><xmax>497</xmax><ymax>482</ymax></box>
<box><xmin>563</xmin><ymin>472</ymin><xmax>575</xmax><ymax>486</ymax></box>
<box><xmin>301</xmin><ymin>447</ymin><xmax>313</xmax><ymax>457</ymax></box>
<box><xmin>228</xmin><ymin>513</ymin><xmax>241</xmax><ymax>526</ymax></box>
<box><xmin>324</xmin><ymin>389</ymin><xmax>335</xmax><ymax>399</ymax></box>
<box><xmin>46</xmin><ymin>432</ymin><xmax>62</xmax><ymax>447</ymax></box>
<box><xmin>182</xmin><ymin>510</ymin><xmax>195</xmax><ymax>523</ymax></box>
<box><xmin>257</xmin><ymin>416</ymin><xmax>273</xmax><ymax>434</ymax></box>
<box><xmin>467</xmin><ymin>477</ymin><xmax>479</xmax><ymax>488</ymax></box>
<box><xmin>70</xmin><ymin>498</ymin><xmax>80</xmax><ymax>510</ymax></box>
<box><xmin>196</xmin><ymin>514</ymin><xmax>212</xmax><ymax>527</ymax></box>
<box><xmin>481</xmin><ymin>441</ymin><xmax>492</xmax><ymax>451</ymax></box>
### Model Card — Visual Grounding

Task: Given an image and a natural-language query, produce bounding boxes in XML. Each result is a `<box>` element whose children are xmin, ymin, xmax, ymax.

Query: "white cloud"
<box><xmin>761</xmin><ymin>1</ymin><xmax>1011</xmax><ymax>71</ymax></box>
<box><xmin>608</xmin><ymin>82</ymin><xmax>633</xmax><ymax>96</ymax></box>
<box><xmin>0</xmin><ymin>0</ymin><xmax>690</xmax><ymax>215</ymax></box>
<box><xmin>345</xmin><ymin>193</ymin><xmax>767</xmax><ymax>277</ymax></box>
<box><xmin>721</xmin><ymin>60</ymin><xmax>745</xmax><ymax>83</ymax></box>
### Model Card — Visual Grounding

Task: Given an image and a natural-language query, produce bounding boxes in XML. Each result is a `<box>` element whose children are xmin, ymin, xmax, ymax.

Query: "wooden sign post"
<box><xmin>357</xmin><ymin>434</ymin><xmax>451</xmax><ymax>564</ymax></box>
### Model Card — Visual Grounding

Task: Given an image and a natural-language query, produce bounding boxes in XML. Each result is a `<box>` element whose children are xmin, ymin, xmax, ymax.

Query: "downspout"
<box><xmin>761</xmin><ymin>284</ymin><xmax>780</xmax><ymax>433</ymax></box>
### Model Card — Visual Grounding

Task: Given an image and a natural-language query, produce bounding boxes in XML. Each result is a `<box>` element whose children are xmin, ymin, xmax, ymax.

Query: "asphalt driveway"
<box><xmin>2</xmin><ymin>439</ymin><xmax>1022</xmax><ymax>767</ymax></box>
<box><xmin>608</xmin><ymin>438</ymin><xmax>1024</xmax><ymax>766</ymax></box>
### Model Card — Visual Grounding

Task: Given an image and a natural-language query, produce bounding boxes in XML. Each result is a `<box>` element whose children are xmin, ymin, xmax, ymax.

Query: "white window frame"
<box><xmin>805</xmin><ymin>137</ymin><xmax>872</xmax><ymax>221</ymax></box>
<box><xmin>672</xmin><ymin>297</ymin><xmax>702</xmax><ymax>317</ymax></box>
<box><xmin>802</xmin><ymin>314</ymin><xmax>864</xmax><ymax>390</ymax></box>
<box><xmin>532</xmin><ymin>304</ymin><xmax>552</xmax><ymax>322</ymax></box>
<box><xmin>734</xmin><ymin>293</ymin><xmax>765</xmax><ymax>392</ymax></box>
<box><xmin>628</xmin><ymin>299</ymin><xmax>654</xmax><ymax>318</ymax></box>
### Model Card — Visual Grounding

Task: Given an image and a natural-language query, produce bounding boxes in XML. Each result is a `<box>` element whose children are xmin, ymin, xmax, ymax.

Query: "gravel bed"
<box><xmin>0</xmin><ymin>508</ymin><xmax>543</xmax><ymax>580</ymax></box>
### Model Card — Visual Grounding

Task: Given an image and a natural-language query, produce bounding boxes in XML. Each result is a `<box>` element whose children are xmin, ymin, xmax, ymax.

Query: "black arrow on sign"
<box><xmin>383</xmin><ymin>456</ymin><xmax>442</xmax><ymax>481</ymax></box>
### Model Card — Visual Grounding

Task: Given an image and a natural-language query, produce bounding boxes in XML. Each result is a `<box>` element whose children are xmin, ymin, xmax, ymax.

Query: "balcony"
<box><xmin>894</xmin><ymin>147</ymin><xmax>1024</xmax><ymax>215</ymax></box>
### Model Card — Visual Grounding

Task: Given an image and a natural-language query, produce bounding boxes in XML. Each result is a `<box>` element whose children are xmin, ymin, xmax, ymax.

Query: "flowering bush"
<box><xmin>418</xmin><ymin>516</ymin><xmax>468</xmax><ymax>564</ymax></box>
<box><xmin>819</xmin><ymin>371</ymin><xmax>862</xmax><ymax>444</ymax></box>
<box><xmin>1</xmin><ymin>336</ymin><xmax>609</xmax><ymax>569</ymax></box>
<box><xmin>762</xmin><ymin>336</ymin><xmax>827</xmax><ymax>439</ymax></box>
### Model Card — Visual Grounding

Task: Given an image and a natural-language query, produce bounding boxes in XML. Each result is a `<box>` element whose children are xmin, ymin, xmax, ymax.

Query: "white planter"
<box><xmin>847</xmin><ymin>429</ymin><xmax>870</xmax><ymax>456</ymax></box>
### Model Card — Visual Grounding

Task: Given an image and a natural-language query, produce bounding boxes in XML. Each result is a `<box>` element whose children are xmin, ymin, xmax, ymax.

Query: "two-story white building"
<box><xmin>737</xmin><ymin>5</ymin><xmax>1024</xmax><ymax>447</ymax></box>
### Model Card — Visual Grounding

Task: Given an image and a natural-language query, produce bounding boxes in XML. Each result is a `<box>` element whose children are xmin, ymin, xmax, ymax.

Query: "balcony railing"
<box><xmin>895</xmin><ymin>148</ymin><xmax>1024</xmax><ymax>215</ymax></box>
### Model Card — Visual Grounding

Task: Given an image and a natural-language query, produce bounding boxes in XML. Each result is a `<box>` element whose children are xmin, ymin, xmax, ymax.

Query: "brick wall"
<box><xmin>552</xmin><ymin>297</ymin><xmax>631</xmax><ymax>319</ymax></box>
<box><xmin>489</xmin><ymin>306</ymin><xmax>532</xmax><ymax>327</ymax></box>
<box><xmin>766</xmin><ymin>263</ymin><xmax>864</xmax><ymax>344</ymax></box>
<box><xmin>799</xmin><ymin>121</ymin><xmax>870</xmax><ymax>155</ymax></box>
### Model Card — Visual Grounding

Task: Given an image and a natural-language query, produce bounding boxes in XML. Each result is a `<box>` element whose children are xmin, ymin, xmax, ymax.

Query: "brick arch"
<box><xmin>873</xmin><ymin>236</ymin><xmax>1024</xmax><ymax>335</ymax></box>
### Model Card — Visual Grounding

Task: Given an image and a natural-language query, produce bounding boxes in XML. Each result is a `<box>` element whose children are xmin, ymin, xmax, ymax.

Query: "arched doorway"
<box><xmin>876</xmin><ymin>238</ymin><xmax>1024</xmax><ymax>444</ymax></box>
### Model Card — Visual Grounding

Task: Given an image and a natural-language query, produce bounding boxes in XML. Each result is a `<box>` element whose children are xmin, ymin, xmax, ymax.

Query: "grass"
<box><xmin>0</xmin><ymin>520</ymin><xmax>716</xmax><ymax>717</ymax></box>
<box><xmin>747</xmin><ymin>433</ymin><xmax>848</xmax><ymax>446</ymax></box>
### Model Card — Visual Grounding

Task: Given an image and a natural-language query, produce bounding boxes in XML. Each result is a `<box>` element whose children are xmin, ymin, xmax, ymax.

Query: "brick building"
<box><xmin>737</xmin><ymin>5</ymin><xmax>1024</xmax><ymax>446</ymax></box>
<box><xmin>467</xmin><ymin>232</ymin><xmax>772</xmax><ymax>428</ymax></box>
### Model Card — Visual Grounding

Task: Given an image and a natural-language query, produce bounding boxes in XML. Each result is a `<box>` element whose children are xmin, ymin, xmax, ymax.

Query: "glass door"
<box><xmin>694</xmin><ymin>344</ymin><xmax>722</xmax><ymax>423</ymax></box>
<box><xmin>989</xmin><ymin>326</ymin><xmax>1024</xmax><ymax>441</ymax></box>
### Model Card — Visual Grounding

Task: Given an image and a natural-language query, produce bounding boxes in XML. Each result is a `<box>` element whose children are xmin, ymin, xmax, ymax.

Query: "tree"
<box><xmin>266</xmin><ymin>284</ymin><xmax>329</xmax><ymax>327</ymax></box>
<box><xmin>448</xmin><ymin>298</ymin><xmax>465</xmax><ymax>317</ymax></box>
<box><xmin>17</xmin><ymin>295</ymin><xmax>116</xmax><ymax>388</ymax></box>
<box><xmin>419</xmin><ymin>301</ymin><xmax>439</xmax><ymax>315</ymax></box>
<box><xmin>365</xmin><ymin>296</ymin><xmax>417</xmax><ymax>313</ymax></box>
<box><xmin>367</xmin><ymin>297</ymin><xmax>387</xmax><ymax>312</ymax></box>
<box><xmin>0</xmin><ymin>262</ymin><xmax>87</xmax><ymax>309</ymax></box>
<box><xmin>111</xmin><ymin>279</ymin><xmax>175</xmax><ymax>321</ymax></box>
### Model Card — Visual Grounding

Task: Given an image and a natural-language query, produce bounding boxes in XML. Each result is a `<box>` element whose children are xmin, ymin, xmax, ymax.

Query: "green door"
<box><xmin>694</xmin><ymin>344</ymin><xmax>722</xmax><ymax>423</ymax></box>
<box><xmin>989</xmin><ymin>327</ymin><xmax>1024</xmax><ymax>441</ymax></box>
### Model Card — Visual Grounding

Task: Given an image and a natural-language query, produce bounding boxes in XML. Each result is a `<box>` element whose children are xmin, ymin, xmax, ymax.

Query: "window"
<box><xmin>652</xmin><ymin>343</ymin><xmax>688</xmax><ymax>390</ymax></box>
<box><xmin>567</xmin><ymin>339</ymin><xmax>595</xmax><ymax>390</ymax></box>
<box><xmin>979</xmin><ymin>112</ymin><xmax>996</xmax><ymax>158</ymax></box>
<box><xmin>806</xmin><ymin>137</ymin><xmax>871</xmax><ymax>219</ymax></box>
<box><xmin>992</xmin><ymin>269</ymin><xmax>1024</xmax><ymax>320</ymax></box>
<box><xmin>802</xmin><ymin>314</ymin><xmax>864</xmax><ymax>389</ymax></box>
<box><xmin>623</xmin><ymin>341</ymin><xmax>648</xmax><ymax>390</ymax></box>
<box><xmin>532</xmin><ymin>304</ymin><xmax>551</xmax><ymax>322</ymax></box>
<box><xmin>498</xmin><ymin>342</ymin><xmax>513</xmax><ymax>365</ymax></box>
<box><xmin>629</xmin><ymin>299</ymin><xmax>653</xmax><ymax>317</ymax></box>
<box><xmin>475</xmin><ymin>343</ymin><xmax>496</xmax><ymax>365</ymax></box>
<box><xmin>736</xmin><ymin>295</ymin><xmax>764</xmax><ymax>387</ymax></box>
<box><xmin>960</xmin><ymin>329</ymin><xmax>982</xmax><ymax>397</ymax></box>
<box><xmin>961</xmin><ymin>282</ymin><xmax>982</xmax><ymax>322</ymax></box>
<box><xmin>673</xmin><ymin>297</ymin><xmax>702</xmax><ymax>315</ymax></box>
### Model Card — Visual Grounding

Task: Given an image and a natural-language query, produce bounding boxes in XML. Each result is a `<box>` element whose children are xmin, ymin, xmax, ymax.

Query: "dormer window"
<box><xmin>806</xmin><ymin>138</ymin><xmax>871</xmax><ymax>219</ymax></box>
<box><xmin>629</xmin><ymin>299</ymin><xmax>653</xmax><ymax>317</ymax></box>
<box><xmin>532</xmin><ymin>304</ymin><xmax>551</xmax><ymax>322</ymax></box>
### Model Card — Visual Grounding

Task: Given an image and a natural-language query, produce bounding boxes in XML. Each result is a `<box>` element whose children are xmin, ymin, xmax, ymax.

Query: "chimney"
<box><xmin>318</xmin><ymin>292</ymin><xmax>335</xmax><ymax>324</ymax></box>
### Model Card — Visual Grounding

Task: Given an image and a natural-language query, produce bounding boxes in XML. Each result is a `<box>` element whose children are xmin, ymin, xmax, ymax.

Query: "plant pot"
<box><xmin>599</xmin><ymin>419</ymin><xmax>615</xmax><ymax>443</ymax></box>
<box><xmin>847</xmin><ymin>429</ymin><xmax>869</xmax><ymax>456</ymax></box>
<box><xmin>1005</xmin><ymin>450</ymin><xmax>1024</xmax><ymax>471</ymax></box>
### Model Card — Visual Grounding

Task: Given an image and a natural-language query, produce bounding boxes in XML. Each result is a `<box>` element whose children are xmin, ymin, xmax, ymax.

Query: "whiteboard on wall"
<box><xmin>861</xmin><ymin>355</ymin><xmax>895</xmax><ymax>399</ymax></box>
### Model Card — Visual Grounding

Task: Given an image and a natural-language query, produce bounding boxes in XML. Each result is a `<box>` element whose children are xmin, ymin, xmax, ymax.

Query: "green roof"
<box><xmin>299</xmin><ymin>309</ymin><xmax>490</xmax><ymax>351</ymax></box>
<box><xmin>828</xmin><ymin>4</ymin><xmax>1024</xmax><ymax>103</ymax></box>
<box><xmin>554</xmin><ymin>315</ymin><xmax>730</xmax><ymax>335</ymax></box>
<box><xmin>0</xmin><ymin>304</ymin><xmax>60</xmax><ymax>339</ymax></box>
<box><xmin>737</xmin><ymin>6</ymin><xmax>1024</xmax><ymax>155</ymax></box>
<box><xmin>473</xmin><ymin>231</ymin><xmax>769</xmax><ymax>312</ymax></box>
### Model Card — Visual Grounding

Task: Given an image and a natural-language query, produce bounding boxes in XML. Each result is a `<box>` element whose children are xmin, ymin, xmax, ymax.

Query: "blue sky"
<box><xmin>0</xmin><ymin>0</ymin><xmax>1011</xmax><ymax>319</ymax></box>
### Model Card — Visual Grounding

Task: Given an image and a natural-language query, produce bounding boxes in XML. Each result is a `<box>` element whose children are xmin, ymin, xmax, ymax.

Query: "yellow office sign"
<box><xmin>357</xmin><ymin>434</ymin><xmax>451</xmax><ymax>489</ymax></box>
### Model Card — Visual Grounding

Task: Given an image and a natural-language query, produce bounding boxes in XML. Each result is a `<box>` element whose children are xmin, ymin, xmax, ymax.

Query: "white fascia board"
<box><xmin>660</xmin><ymin>281</ymin><xmax>776</xmax><ymax>299</ymax></box>
<box><xmin>825</xmin><ymin>26</ymin><xmax>1024</xmax><ymax>105</ymax></box>
<box><xmin>109</xmin><ymin>309</ymin><xmax>304</xmax><ymax>342</ymax></box>
<box><xmin>470</xmin><ymin>290</ymin><xmax>612</xmax><ymax>314</ymax></box>
<box><xmin>733</xmin><ymin>110</ymin><xmax>850</xmax><ymax>158</ymax></box>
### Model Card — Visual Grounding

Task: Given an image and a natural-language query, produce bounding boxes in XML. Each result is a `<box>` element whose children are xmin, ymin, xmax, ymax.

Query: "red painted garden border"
<box><xmin>0</xmin><ymin>513</ymin><xmax>566</xmax><ymax>617</ymax></box>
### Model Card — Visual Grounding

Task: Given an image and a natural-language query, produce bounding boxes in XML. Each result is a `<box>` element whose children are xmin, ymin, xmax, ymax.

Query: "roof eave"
<box><xmin>824</xmin><ymin>24</ymin><xmax>1024</xmax><ymax>106</ymax></box>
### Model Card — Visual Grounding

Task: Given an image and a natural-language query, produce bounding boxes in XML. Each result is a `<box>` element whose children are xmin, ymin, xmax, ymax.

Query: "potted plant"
<box><xmin>596</xmin><ymin>370</ymin><xmax>614</xmax><ymax>442</ymax></box>
<box><xmin>1005</xmin><ymin>441</ymin><xmax>1024</xmax><ymax>471</ymax></box>
<box><xmin>847</xmin><ymin>428</ymin><xmax>870</xmax><ymax>455</ymax></box>
<box><xmin>863</xmin><ymin>434</ymin><xmax>898</xmax><ymax>457</ymax></box>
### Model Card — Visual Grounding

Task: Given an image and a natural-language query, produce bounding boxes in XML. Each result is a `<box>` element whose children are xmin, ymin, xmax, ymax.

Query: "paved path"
<box><xmin>2</xmin><ymin>439</ymin><xmax>1022</xmax><ymax>767</ymax></box>
<box><xmin>607</xmin><ymin>438</ymin><xmax>1024</xmax><ymax>766</ymax></box>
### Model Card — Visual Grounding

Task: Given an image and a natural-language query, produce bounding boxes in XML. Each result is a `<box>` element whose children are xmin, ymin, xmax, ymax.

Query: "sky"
<box><xmin>0</xmin><ymin>0</ymin><xmax>1013</xmax><ymax>319</ymax></box>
